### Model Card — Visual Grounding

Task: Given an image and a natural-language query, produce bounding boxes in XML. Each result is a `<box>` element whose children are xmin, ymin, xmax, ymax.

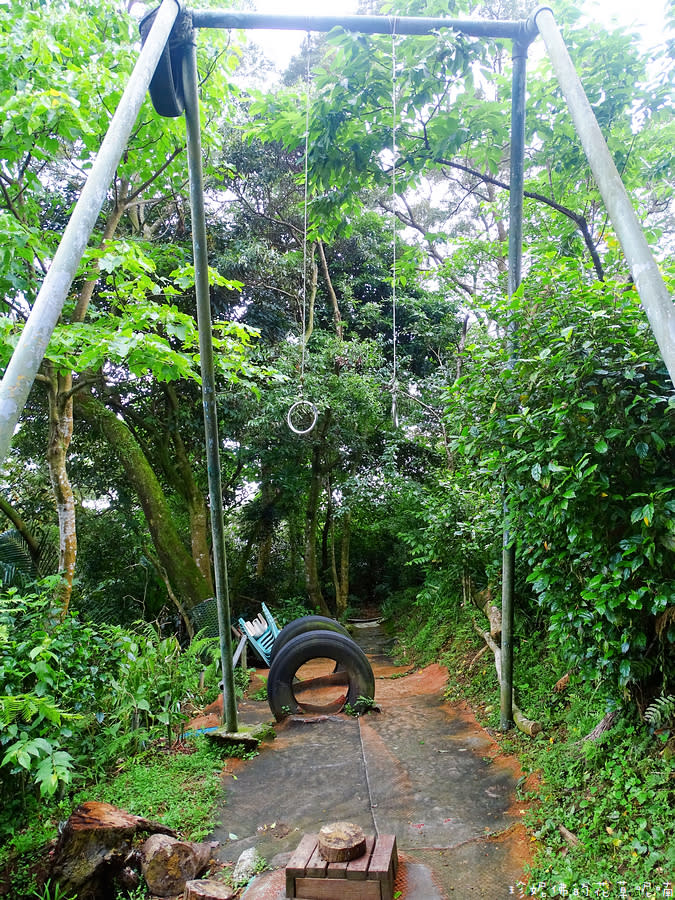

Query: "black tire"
<box><xmin>267</xmin><ymin>630</ymin><xmax>374</xmax><ymax>721</ymax></box>
<box><xmin>269</xmin><ymin>615</ymin><xmax>350</xmax><ymax>664</ymax></box>
<box><xmin>139</xmin><ymin>7</ymin><xmax>186</xmax><ymax>118</ymax></box>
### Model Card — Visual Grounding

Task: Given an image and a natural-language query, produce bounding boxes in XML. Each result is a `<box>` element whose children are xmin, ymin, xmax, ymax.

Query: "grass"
<box><xmin>394</xmin><ymin>602</ymin><xmax>675</xmax><ymax>896</ymax></box>
<box><xmin>81</xmin><ymin>737</ymin><xmax>233</xmax><ymax>841</ymax></box>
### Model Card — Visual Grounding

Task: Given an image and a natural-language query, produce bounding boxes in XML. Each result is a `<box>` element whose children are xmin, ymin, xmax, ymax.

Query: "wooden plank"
<box><xmin>367</xmin><ymin>834</ymin><xmax>397</xmax><ymax>900</ymax></box>
<box><xmin>294</xmin><ymin>877</ymin><xmax>382</xmax><ymax>900</ymax></box>
<box><xmin>286</xmin><ymin>834</ymin><xmax>318</xmax><ymax>898</ymax></box>
<box><xmin>326</xmin><ymin>859</ymin><xmax>348</xmax><ymax>878</ymax></box>
<box><xmin>306</xmin><ymin>843</ymin><xmax>328</xmax><ymax>877</ymax></box>
<box><xmin>367</xmin><ymin>834</ymin><xmax>397</xmax><ymax>878</ymax></box>
<box><xmin>345</xmin><ymin>835</ymin><xmax>374</xmax><ymax>881</ymax></box>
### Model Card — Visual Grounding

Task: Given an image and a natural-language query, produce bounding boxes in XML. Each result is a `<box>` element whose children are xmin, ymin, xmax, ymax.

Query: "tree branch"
<box><xmin>436</xmin><ymin>157</ymin><xmax>606</xmax><ymax>281</ymax></box>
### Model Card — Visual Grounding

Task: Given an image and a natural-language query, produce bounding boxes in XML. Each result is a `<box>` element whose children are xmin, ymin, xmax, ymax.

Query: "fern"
<box><xmin>0</xmin><ymin>526</ymin><xmax>58</xmax><ymax>589</ymax></box>
<box><xmin>644</xmin><ymin>694</ymin><xmax>675</xmax><ymax>728</ymax></box>
<box><xmin>0</xmin><ymin>694</ymin><xmax>78</xmax><ymax>727</ymax></box>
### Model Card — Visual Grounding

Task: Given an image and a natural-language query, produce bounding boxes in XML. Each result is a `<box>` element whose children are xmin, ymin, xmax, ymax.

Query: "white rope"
<box><xmin>358</xmin><ymin>715</ymin><xmax>380</xmax><ymax>836</ymax></box>
<box><xmin>390</xmin><ymin>22</ymin><xmax>399</xmax><ymax>428</ymax></box>
<box><xmin>300</xmin><ymin>31</ymin><xmax>311</xmax><ymax>390</ymax></box>
<box><xmin>288</xmin><ymin>33</ymin><xmax>318</xmax><ymax>436</ymax></box>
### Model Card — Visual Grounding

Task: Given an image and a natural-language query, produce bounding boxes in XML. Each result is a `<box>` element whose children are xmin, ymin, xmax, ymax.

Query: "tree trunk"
<box><xmin>43</xmin><ymin>195</ymin><xmax>128</xmax><ymax>618</ymax></box>
<box><xmin>317</xmin><ymin>239</ymin><xmax>343</xmax><ymax>341</ymax></box>
<box><xmin>302</xmin><ymin>245</ymin><xmax>318</xmax><ymax>345</ymax></box>
<box><xmin>255</xmin><ymin>475</ymin><xmax>275</xmax><ymax>584</ymax></box>
<box><xmin>305</xmin><ymin>443</ymin><xmax>330</xmax><ymax>616</ymax></box>
<box><xmin>336</xmin><ymin>510</ymin><xmax>351</xmax><ymax>618</ymax></box>
<box><xmin>45</xmin><ymin>367</ymin><xmax>76</xmax><ymax>616</ymax></box>
<box><xmin>164</xmin><ymin>386</ymin><xmax>213</xmax><ymax>592</ymax></box>
<box><xmin>304</xmin><ymin>414</ymin><xmax>331</xmax><ymax>617</ymax></box>
<box><xmin>75</xmin><ymin>393</ymin><xmax>212</xmax><ymax>614</ymax></box>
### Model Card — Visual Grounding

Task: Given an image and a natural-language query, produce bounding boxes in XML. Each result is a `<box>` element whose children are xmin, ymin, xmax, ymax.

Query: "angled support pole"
<box><xmin>534</xmin><ymin>6</ymin><xmax>675</xmax><ymax>388</ymax></box>
<box><xmin>0</xmin><ymin>0</ymin><xmax>181</xmax><ymax>467</ymax></box>
<box><xmin>182</xmin><ymin>28</ymin><xmax>238</xmax><ymax>733</ymax></box>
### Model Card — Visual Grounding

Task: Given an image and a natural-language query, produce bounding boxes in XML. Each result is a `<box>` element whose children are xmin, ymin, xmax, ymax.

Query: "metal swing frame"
<box><xmin>0</xmin><ymin>2</ymin><xmax>673</xmax><ymax>733</ymax></box>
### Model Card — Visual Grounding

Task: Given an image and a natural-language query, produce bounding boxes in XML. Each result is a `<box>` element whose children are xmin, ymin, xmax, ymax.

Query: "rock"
<box><xmin>141</xmin><ymin>833</ymin><xmax>213</xmax><ymax>896</ymax></box>
<box><xmin>232</xmin><ymin>847</ymin><xmax>259</xmax><ymax>885</ymax></box>
<box><xmin>184</xmin><ymin>879</ymin><xmax>237</xmax><ymax>899</ymax></box>
<box><xmin>50</xmin><ymin>801</ymin><xmax>177</xmax><ymax>898</ymax></box>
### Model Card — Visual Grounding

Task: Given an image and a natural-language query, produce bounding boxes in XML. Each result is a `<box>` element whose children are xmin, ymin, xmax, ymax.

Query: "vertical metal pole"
<box><xmin>534</xmin><ymin>7</ymin><xmax>675</xmax><ymax>388</ymax></box>
<box><xmin>182</xmin><ymin>34</ymin><xmax>238</xmax><ymax>733</ymax></box>
<box><xmin>500</xmin><ymin>38</ymin><xmax>528</xmax><ymax>732</ymax></box>
<box><xmin>0</xmin><ymin>0</ymin><xmax>180</xmax><ymax>467</ymax></box>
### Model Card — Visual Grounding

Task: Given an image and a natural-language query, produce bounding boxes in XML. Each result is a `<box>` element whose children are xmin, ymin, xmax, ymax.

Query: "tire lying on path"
<box><xmin>269</xmin><ymin>615</ymin><xmax>350</xmax><ymax>665</ymax></box>
<box><xmin>267</xmin><ymin>630</ymin><xmax>374</xmax><ymax>721</ymax></box>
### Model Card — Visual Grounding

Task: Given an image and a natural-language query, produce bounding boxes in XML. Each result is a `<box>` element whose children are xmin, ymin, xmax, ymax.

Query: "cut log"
<box><xmin>50</xmin><ymin>801</ymin><xmax>176</xmax><ymax>897</ymax></box>
<box><xmin>554</xmin><ymin>672</ymin><xmax>570</xmax><ymax>693</ymax></box>
<box><xmin>513</xmin><ymin>704</ymin><xmax>543</xmax><ymax>736</ymax></box>
<box><xmin>318</xmin><ymin>822</ymin><xmax>367</xmax><ymax>862</ymax></box>
<box><xmin>559</xmin><ymin>824</ymin><xmax>580</xmax><ymax>847</ymax></box>
<box><xmin>582</xmin><ymin>709</ymin><xmax>619</xmax><ymax>742</ymax></box>
<box><xmin>472</xmin><ymin>622</ymin><xmax>543</xmax><ymax>737</ymax></box>
<box><xmin>184</xmin><ymin>879</ymin><xmax>236</xmax><ymax>899</ymax></box>
<box><xmin>464</xmin><ymin>576</ymin><xmax>502</xmax><ymax>638</ymax></box>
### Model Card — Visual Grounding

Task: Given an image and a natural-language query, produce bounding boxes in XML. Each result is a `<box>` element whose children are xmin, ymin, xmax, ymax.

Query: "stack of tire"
<box><xmin>266</xmin><ymin>616</ymin><xmax>375</xmax><ymax>721</ymax></box>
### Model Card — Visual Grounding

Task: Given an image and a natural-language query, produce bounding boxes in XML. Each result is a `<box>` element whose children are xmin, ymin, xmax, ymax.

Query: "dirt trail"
<box><xmin>205</xmin><ymin>623</ymin><xmax>534</xmax><ymax>898</ymax></box>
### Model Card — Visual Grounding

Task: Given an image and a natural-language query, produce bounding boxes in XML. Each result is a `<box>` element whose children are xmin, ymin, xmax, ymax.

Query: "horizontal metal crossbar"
<box><xmin>191</xmin><ymin>10</ymin><xmax>537</xmax><ymax>42</ymax></box>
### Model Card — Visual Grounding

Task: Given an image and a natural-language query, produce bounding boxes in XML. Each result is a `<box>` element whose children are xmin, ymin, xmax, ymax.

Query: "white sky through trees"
<box><xmin>249</xmin><ymin>0</ymin><xmax>669</xmax><ymax>67</ymax></box>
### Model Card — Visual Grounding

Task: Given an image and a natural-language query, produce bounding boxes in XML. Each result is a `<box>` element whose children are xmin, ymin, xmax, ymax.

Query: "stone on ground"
<box><xmin>141</xmin><ymin>833</ymin><xmax>213</xmax><ymax>895</ymax></box>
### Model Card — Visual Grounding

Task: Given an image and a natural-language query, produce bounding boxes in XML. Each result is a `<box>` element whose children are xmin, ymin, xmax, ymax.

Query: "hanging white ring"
<box><xmin>287</xmin><ymin>399</ymin><xmax>318</xmax><ymax>435</ymax></box>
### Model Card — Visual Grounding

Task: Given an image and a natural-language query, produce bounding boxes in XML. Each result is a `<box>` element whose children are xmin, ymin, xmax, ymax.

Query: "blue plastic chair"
<box><xmin>237</xmin><ymin>602</ymin><xmax>280</xmax><ymax>666</ymax></box>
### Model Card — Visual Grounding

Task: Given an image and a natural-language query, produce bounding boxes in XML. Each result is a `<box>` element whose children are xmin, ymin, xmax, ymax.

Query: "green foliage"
<box><xmin>0</xmin><ymin>583</ymin><xmax>218</xmax><ymax>832</ymax></box>
<box><xmin>524</xmin><ymin>715</ymin><xmax>675</xmax><ymax>888</ymax></box>
<box><xmin>30</xmin><ymin>879</ymin><xmax>76</xmax><ymax>900</ymax></box>
<box><xmin>446</xmin><ymin>261</ymin><xmax>675</xmax><ymax>699</ymax></box>
<box><xmin>249</xmin><ymin>679</ymin><xmax>269</xmax><ymax>702</ymax></box>
<box><xmin>0</xmin><ymin>528</ymin><xmax>57</xmax><ymax>588</ymax></box>
<box><xmin>344</xmin><ymin>695</ymin><xmax>377</xmax><ymax>717</ymax></box>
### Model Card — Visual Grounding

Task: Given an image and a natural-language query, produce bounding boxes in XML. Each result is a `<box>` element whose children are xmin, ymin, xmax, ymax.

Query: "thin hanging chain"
<box><xmin>300</xmin><ymin>32</ymin><xmax>311</xmax><ymax>392</ymax></box>
<box><xmin>391</xmin><ymin>23</ymin><xmax>399</xmax><ymax>426</ymax></box>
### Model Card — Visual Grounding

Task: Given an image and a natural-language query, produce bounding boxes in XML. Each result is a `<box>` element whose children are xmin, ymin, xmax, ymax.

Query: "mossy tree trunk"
<box><xmin>304</xmin><ymin>413</ymin><xmax>331</xmax><ymax>617</ymax></box>
<box><xmin>44</xmin><ymin>364</ymin><xmax>76</xmax><ymax>616</ymax></box>
<box><xmin>75</xmin><ymin>392</ymin><xmax>212</xmax><ymax>616</ymax></box>
<box><xmin>162</xmin><ymin>385</ymin><xmax>213</xmax><ymax>594</ymax></box>
<box><xmin>335</xmin><ymin>509</ymin><xmax>351</xmax><ymax>618</ymax></box>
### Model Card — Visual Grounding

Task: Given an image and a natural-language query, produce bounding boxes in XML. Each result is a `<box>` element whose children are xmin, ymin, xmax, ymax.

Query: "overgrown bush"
<box><xmin>446</xmin><ymin>262</ymin><xmax>675</xmax><ymax>705</ymax></box>
<box><xmin>0</xmin><ymin>580</ymin><xmax>220</xmax><ymax>839</ymax></box>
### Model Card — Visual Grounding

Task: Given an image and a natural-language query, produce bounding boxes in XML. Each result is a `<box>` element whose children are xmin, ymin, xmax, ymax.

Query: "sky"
<box><xmin>247</xmin><ymin>0</ymin><xmax>670</xmax><ymax>69</ymax></box>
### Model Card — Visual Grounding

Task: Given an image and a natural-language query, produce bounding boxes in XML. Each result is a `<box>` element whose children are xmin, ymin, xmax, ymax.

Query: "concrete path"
<box><xmin>210</xmin><ymin>623</ymin><xmax>532</xmax><ymax>898</ymax></box>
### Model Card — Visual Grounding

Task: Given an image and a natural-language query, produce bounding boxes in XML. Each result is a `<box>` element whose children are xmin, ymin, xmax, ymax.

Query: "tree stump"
<box><xmin>50</xmin><ymin>801</ymin><xmax>176</xmax><ymax>897</ymax></box>
<box><xmin>318</xmin><ymin>822</ymin><xmax>366</xmax><ymax>862</ymax></box>
<box><xmin>184</xmin><ymin>880</ymin><xmax>236</xmax><ymax>899</ymax></box>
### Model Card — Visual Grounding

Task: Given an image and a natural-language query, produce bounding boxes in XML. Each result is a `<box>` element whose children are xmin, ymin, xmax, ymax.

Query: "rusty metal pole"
<box><xmin>500</xmin><ymin>36</ymin><xmax>530</xmax><ymax>732</ymax></box>
<box><xmin>182</xmin><ymin>28</ymin><xmax>238</xmax><ymax>733</ymax></box>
